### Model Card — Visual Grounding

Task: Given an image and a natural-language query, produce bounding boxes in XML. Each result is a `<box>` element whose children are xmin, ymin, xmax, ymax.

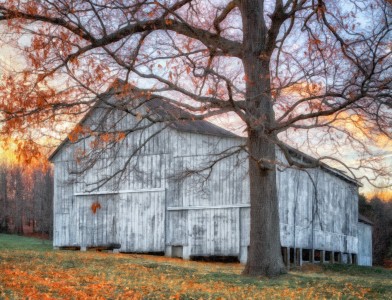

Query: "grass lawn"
<box><xmin>0</xmin><ymin>234</ymin><xmax>391</xmax><ymax>299</ymax></box>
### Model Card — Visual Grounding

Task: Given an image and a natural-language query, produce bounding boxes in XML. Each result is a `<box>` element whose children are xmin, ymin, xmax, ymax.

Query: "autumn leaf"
<box><xmin>68</xmin><ymin>133</ymin><xmax>78</xmax><ymax>143</ymax></box>
<box><xmin>207</xmin><ymin>88</ymin><xmax>214</xmax><ymax>95</ymax></box>
<box><xmin>117</xmin><ymin>132</ymin><xmax>126</xmax><ymax>141</ymax></box>
<box><xmin>91</xmin><ymin>201</ymin><xmax>101</xmax><ymax>214</ymax></box>
<box><xmin>100</xmin><ymin>133</ymin><xmax>111</xmax><ymax>143</ymax></box>
<box><xmin>310</xmin><ymin>38</ymin><xmax>322</xmax><ymax>45</ymax></box>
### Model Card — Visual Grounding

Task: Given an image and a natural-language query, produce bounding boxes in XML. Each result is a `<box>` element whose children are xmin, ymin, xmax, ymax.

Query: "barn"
<box><xmin>49</xmin><ymin>86</ymin><xmax>373</xmax><ymax>267</ymax></box>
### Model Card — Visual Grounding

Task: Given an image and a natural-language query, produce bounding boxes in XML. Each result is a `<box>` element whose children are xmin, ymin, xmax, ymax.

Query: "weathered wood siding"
<box><xmin>52</xmin><ymin>102</ymin><xmax>365</xmax><ymax>264</ymax></box>
<box><xmin>276</xmin><ymin>162</ymin><xmax>358</xmax><ymax>253</ymax></box>
<box><xmin>357</xmin><ymin>222</ymin><xmax>372</xmax><ymax>266</ymax></box>
<box><xmin>166</xmin><ymin>138</ymin><xmax>359</xmax><ymax>262</ymax></box>
<box><xmin>53</xmin><ymin>104</ymin><xmax>170</xmax><ymax>252</ymax></box>
<box><xmin>165</xmin><ymin>132</ymin><xmax>245</xmax><ymax>258</ymax></box>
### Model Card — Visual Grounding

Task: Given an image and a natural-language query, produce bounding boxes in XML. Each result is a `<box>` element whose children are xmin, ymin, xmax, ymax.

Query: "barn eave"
<box><xmin>358</xmin><ymin>214</ymin><xmax>373</xmax><ymax>226</ymax></box>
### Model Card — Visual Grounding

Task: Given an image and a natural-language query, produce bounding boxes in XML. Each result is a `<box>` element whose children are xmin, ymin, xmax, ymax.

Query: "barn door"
<box><xmin>117</xmin><ymin>190</ymin><xmax>165</xmax><ymax>252</ymax></box>
<box><xmin>189</xmin><ymin>208</ymin><xmax>240</xmax><ymax>256</ymax></box>
<box><xmin>77</xmin><ymin>195</ymin><xmax>119</xmax><ymax>247</ymax></box>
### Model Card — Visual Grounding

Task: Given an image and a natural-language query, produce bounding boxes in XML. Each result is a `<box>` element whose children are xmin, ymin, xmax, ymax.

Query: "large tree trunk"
<box><xmin>240</xmin><ymin>0</ymin><xmax>286</xmax><ymax>276</ymax></box>
<box><xmin>243</xmin><ymin>132</ymin><xmax>286</xmax><ymax>276</ymax></box>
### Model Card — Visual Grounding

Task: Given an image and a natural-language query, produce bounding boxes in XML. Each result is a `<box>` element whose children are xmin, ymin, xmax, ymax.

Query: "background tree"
<box><xmin>359</xmin><ymin>194</ymin><xmax>392</xmax><ymax>265</ymax></box>
<box><xmin>0</xmin><ymin>155</ymin><xmax>53</xmax><ymax>237</ymax></box>
<box><xmin>0</xmin><ymin>0</ymin><xmax>390</xmax><ymax>276</ymax></box>
<box><xmin>0</xmin><ymin>163</ymin><xmax>8</xmax><ymax>232</ymax></box>
<box><xmin>32</xmin><ymin>168</ymin><xmax>54</xmax><ymax>238</ymax></box>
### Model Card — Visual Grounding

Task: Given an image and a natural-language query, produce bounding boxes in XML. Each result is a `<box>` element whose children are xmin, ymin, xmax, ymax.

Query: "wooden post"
<box><xmin>331</xmin><ymin>251</ymin><xmax>335</xmax><ymax>264</ymax></box>
<box><xmin>348</xmin><ymin>253</ymin><xmax>352</xmax><ymax>264</ymax></box>
<box><xmin>294</xmin><ymin>248</ymin><xmax>297</xmax><ymax>266</ymax></box>
<box><xmin>297</xmin><ymin>248</ymin><xmax>303</xmax><ymax>266</ymax></box>
<box><xmin>286</xmin><ymin>247</ymin><xmax>290</xmax><ymax>270</ymax></box>
<box><xmin>320</xmin><ymin>250</ymin><xmax>325</xmax><ymax>263</ymax></box>
<box><xmin>338</xmin><ymin>252</ymin><xmax>342</xmax><ymax>264</ymax></box>
<box><xmin>310</xmin><ymin>249</ymin><xmax>315</xmax><ymax>263</ymax></box>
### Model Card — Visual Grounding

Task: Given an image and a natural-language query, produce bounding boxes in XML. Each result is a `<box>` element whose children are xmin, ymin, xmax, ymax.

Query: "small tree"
<box><xmin>0</xmin><ymin>0</ymin><xmax>390</xmax><ymax>276</ymax></box>
<box><xmin>32</xmin><ymin>168</ymin><xmax>54</xmax><ymax>237</ymax></box>
<box><xmin>0</xmin><ymin>164</ymin><xmax>8</xmax><ymax>232</ymax></box>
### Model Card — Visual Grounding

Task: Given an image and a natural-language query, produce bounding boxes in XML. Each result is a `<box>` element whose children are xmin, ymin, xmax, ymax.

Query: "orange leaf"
<box><xmin>91</xmin><ymin>202</ymin><xmax>101</xmax><ymax>214</ymax></box>
<box><xmin>207</xmin><ymin>88</ymin><xmax>214</xmax><ymax>95</ymax></box>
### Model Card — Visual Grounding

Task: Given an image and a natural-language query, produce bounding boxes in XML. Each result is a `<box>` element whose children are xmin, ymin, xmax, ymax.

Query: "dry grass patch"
<box><xmin>0</xmin><ymin>234</ymin><xmax>391</xmax><ymax>299</ymax></box>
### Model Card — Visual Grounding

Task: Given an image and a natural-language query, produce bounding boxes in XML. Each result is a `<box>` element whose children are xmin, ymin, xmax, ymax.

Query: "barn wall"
<box><xmin>165</xmin><ymin>133</ymin><xmax>359</xmax><ymax>260</ymax></box>
<box><xmin>53</xmin><ymin>160</ymin><xmax>77</xmax><ymax>247</ymax></box>
<box><xmin>52</xmin><ymin>105</ymin><xmax>171</xmax><ymax>252</ymax></box>
<box><xmin>238</xmin><ymin>168</ymin><xmax>358</xmax><ymax>263</ymax></box>
<box><xmin>165</xmin><ymin>132</ymin><xmax>246</xmax><ymax>258</ymax></box>
<box><xmin>53</xmin><ymin>105</ymin><xmax>363</xmax><ymax>262</ymax></box>
<box><xmin>357</xmin><ymin>222</ymin><xmax>372</xmax><ymax>266</ymax></box>
<box><xmin>276</xmin><ymin>166</ymin><xmax>358</xmax><ymax>253</ymax></box>
<box><xmin>273</xmin><ymin>150</ymin><xmax>358</xmax><ymax>253</ymax></box>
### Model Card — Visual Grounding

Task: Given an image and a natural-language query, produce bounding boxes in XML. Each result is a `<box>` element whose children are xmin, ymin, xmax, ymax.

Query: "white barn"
<box><xmin>49</xmin><ymin>88</ymin><xmax>372</xmax><ymax>267</ymax></box>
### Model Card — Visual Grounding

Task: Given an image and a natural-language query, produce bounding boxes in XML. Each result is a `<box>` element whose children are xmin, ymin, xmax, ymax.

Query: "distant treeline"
<box><xmin>359</xmin><ymin>195</ymin><xmax>392</xmax><ymax>266</ymax></box>
<box><xmin>0</xmin><ymin>164</ymin><xmax>53</xmax><ymax>237</ymax></box>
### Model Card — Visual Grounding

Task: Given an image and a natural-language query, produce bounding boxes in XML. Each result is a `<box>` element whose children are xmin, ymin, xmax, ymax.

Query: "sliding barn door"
<box><xmin>117</xmin><ymin>190</ymin><xmax>166</xmax><ymax>252</ymax></box>
<box><xmin>76</xmin><ymin>194</ymin><xmax>120</xmax><ymax>247</ymax></box>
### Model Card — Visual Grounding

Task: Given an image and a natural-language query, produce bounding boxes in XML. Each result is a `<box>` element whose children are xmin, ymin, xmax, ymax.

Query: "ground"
<box><xmin>0</xmin><ymin>234</ymin><xmax>391</xmax><ymax>299</ymax></box>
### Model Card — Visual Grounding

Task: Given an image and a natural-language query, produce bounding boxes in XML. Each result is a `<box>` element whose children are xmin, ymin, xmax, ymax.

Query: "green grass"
<box><xmin>323</xmin><ymin>262</ymin><xmax>392</xmax><ymax>278</ymax></box>
<box><xmin>0</xmin><ymin>234</ymin><xmax>391</xmax><ymax>299</ymax></box>
<box><xmin>0</xmin><ymin>233</ymin><xmax>52</xmax><ymax>251</ymax></box>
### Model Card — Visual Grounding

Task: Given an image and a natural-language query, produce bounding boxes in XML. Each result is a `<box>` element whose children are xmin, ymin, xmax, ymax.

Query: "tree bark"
<box><xmin>243</xmin><ymin>132</ymin><xmax>286</xmax><ymax>276</ymax></box>
<box><xmin>240</xmin><ymin>0</ymin><xmax>286</xmax><ymax>276</ymax></box>
<box><xmin>0</xmin><ymin>167</ymin><xmax>7</xmax><ymax>232</ymax></box>
<box><xmin>14</xmin><ymin>168</ymin><xmax>24</xmax><ymax>235</ymax></box>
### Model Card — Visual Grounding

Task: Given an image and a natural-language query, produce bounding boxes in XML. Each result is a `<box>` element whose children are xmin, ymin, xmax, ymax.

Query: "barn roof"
<box><xmin>358</xmin><ymin>214</ymin><xmax>374</xmax><ymax>226</ymax></box>
<box><xmin>48</xmin><ymin>83</ymin><xmax>360</xmax><ymax>186</ymax></box>
<box><xmin>48</xmin><ymin>91</ymin><xmax>114</xmax><ymax>162</ymax></box>
<box><xmin>282</xmin><ymin>143</ymin><xmax>360</xmax><ymax>186</ymax></box>
<box><xmin>144</xmin><ymin>98</ymin><xmax>239</xmax><ymax>138</ymax></box>
<box><xmin>48</xmin><ymin>90</ymin><xmax>239</xmax><ymax>161</ymax></box>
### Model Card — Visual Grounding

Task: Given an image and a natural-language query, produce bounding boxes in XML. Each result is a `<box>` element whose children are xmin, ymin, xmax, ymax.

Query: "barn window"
<box><xmin>314</xmin><ymin>250</ymin><xmax>321</xmax><ymax>262</ymax></box>
<box><xmin>290</xmin><ymin>248</ymin><xmax>295</xmax><ymax>264</ymax></box>
<box><xmin>352</xmin><ymin>253</ymin><xmax>358</xmax><ymax>265</ymax></box>
<box><xmin>325</xmin><ymin>251</ymin><xmax>331</xmax><ymax>262</ymax></box>
<box><xmin>334</xmin><ymin>252</ymin><xmax>340</xmax><ymax>263</ymax></box>
<box><xmin>302</xmin><ymin>249</ymin><xmax>311</xmax><ymax>262</ymax></box>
